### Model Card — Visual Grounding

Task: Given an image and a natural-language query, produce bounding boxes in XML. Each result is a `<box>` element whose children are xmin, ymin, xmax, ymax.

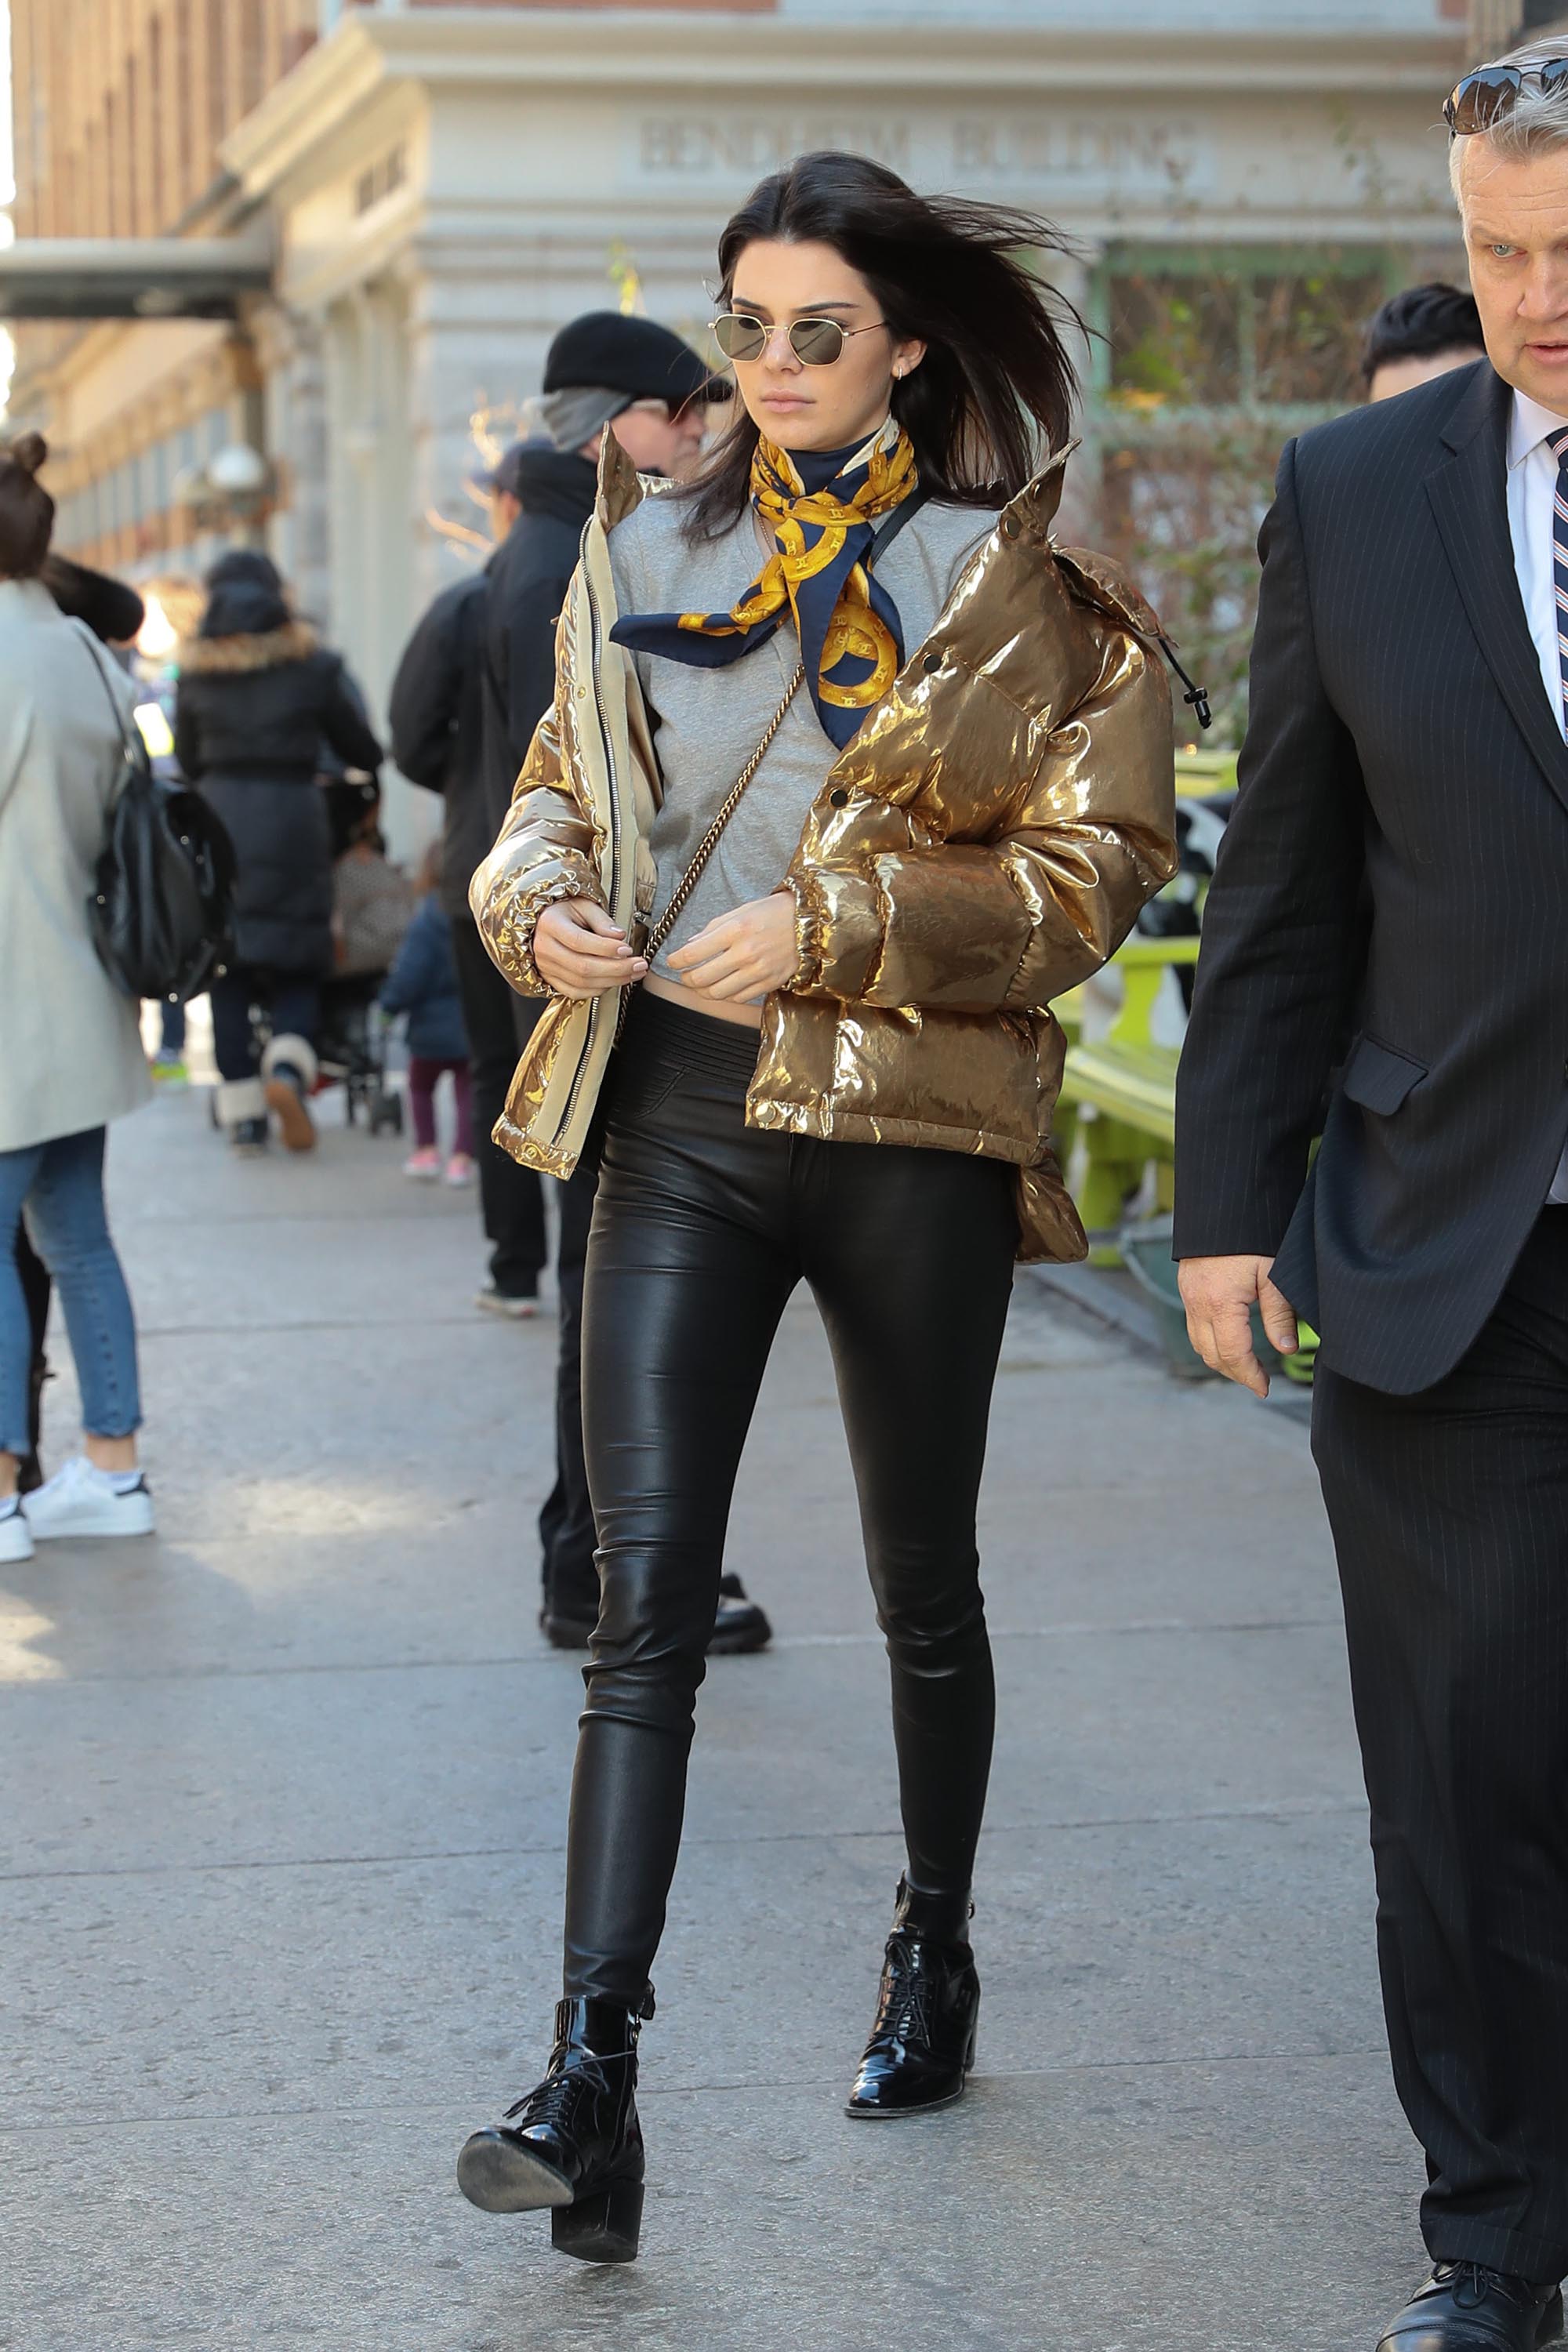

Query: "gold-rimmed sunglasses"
<box><xmin>1445</xmin><ymin>56</ymin><xmax>1568</xmax><ymax>134</ymax></box>
<box><xmin>711</xmin><ymin>311</ymin><xmax>889</xmax><ymax>367</ymax></box>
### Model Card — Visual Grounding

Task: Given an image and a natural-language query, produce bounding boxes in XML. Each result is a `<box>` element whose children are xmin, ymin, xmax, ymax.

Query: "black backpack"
<box><xmin>79</xmin><ymin>630</ymin><xmax>238</xmax><ymax>1004</ymax></box>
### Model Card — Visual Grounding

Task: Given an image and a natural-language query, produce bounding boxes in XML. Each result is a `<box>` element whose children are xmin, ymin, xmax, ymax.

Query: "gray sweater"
<box><xmin>608</xmin><ymin>487</ymin><xmax>1000</xmax><ymax>977</ymax></box>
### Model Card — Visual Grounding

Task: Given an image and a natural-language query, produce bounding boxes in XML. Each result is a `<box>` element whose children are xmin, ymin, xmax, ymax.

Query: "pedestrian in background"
<box><xmin>458</xmin><ymin>153</ymin><xmax>1175</xmax><ymax>2263</ymax></box>
<box><xmin>330</xmin><ymin>785</ymin><xmax>412</xmax><ymax>978</ymax></box>
<box><xmin>0</xmin><ymin>434</ymin><xmax>155</xmax><ymax>1563</ymax></box>
<box><xmin>379</xmin><ymin>840</ymin><xmax>474</xmax><ymax>1187</ymax></box>
<box><xmin>174</xmin><ymin>550</ymin><xmax>383</xmax><ymax>1155</ymax></box>
<box><xmin>1178</xmin><ymin>39</ymin><xmax>1568</xmax><ymax>2352</ymax></box>
<box><xmin>390</xmin><ymin>440</ymin><xmax>547</xmax><ymax>1309</ymax></box>
<box><xmin>475</xmin><ymin>313</ymin><xmax>770</xmax><ymax>1654</ymax></box>
<box><xmin>11</xmin><ymin>550</ymin><xmax>155</xmax><ymax>1499</ymax></box>
<box><xmin>1362</xmin><ymin>278</ymin><xmax>1486</xmax><ymax>404</ymax></box>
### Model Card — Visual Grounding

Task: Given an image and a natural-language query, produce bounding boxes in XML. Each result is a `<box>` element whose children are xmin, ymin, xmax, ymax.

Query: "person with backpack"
<box><xmin>12</xmin><ymin>553</ymin><xmax>154</xmax><ymax>1497</ymax></box>
<box><xmin>0</xmin><ymin>434</ymin><xmax>157</xmax><ymax>1561</ymax></box>
<box><xmin>174</xmin><ymin>550</ymin><xmax>383</xmax><ymax>1155</ymax></box>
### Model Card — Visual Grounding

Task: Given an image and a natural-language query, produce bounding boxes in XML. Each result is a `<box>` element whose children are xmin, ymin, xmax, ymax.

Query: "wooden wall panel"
<box><xmin>7</xmin><ymin>0</ymin><xmax>325</xmax><ymax>245</ymax></box>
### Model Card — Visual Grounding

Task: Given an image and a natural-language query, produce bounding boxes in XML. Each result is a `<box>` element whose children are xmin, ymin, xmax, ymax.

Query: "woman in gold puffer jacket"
<box><xmin>458</xmin><ymin>153</ymin><xmax>1177</xmax><ymax>2261</ymax></box>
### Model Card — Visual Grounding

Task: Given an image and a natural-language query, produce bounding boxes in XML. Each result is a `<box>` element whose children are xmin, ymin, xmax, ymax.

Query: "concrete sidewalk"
<box><xmin>2</xmin><ymin>1081</ymin><xmax>1420</xmax><ymax>2352</ymax></box>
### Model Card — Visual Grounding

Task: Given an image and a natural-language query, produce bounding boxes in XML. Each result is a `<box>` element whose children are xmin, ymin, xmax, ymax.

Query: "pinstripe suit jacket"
<box><xmin>1174</xmin><ymin>359</ymin><xmax>1568</xmax><ymax>1395</ymax></box>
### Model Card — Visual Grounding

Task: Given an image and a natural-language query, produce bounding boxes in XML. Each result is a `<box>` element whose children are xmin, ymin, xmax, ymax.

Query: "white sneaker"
<box><xmin>24</xmin><ymin>1456</ymin><xmax>155</xmax><ymax>1541</ymax></box>
<box><xmin>474</xmin><ymin>1285</ymin><xmax>539</xmax><ymax>1321</ymax></box>
<box><xmin>0</xmin><ymin>1497</ymin><xmax>34</xmax><ymax>1563</ymax></box>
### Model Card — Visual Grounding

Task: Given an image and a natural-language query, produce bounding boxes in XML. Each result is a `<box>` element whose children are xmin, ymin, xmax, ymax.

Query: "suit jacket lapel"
<box><xmin>1425</xmin><ymin>361</ymin><xmax>1568</xmax><ymax>816</ymax></box>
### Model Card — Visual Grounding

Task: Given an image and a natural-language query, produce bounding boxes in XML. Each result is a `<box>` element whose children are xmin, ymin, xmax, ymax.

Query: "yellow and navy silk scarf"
<box><xmin>611</xmin><ymin>423</ymin><xmax>918</xmax><ymax>750</ymax></box>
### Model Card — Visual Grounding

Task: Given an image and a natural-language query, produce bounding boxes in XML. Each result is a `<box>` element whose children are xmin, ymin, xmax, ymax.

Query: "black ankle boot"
<box><xmin>456</xmin><ymin>1988</ymin><xmax>652</xmax><ymax>2263</ymax></box>
<box><xmin>845</xmin><ymin>1878</ymin><xmax>979</xmax><ymax>2118</ymax></box>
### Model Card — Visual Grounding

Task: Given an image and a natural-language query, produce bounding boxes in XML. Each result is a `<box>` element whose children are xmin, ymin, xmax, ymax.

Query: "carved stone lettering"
<box><xmin>635</xmin><ymin>115</ymin><xmax>913</xmax><ymax>180</ymax></box>
<box><xmin>629</xmin><ymin>112</ymin><xmax>1210</xmax><ymax>198</ymax></box>
<box><xmin>953</xmin><ymin>116</ymin><xmax>1210</xmax><ymax>192</ymax></box>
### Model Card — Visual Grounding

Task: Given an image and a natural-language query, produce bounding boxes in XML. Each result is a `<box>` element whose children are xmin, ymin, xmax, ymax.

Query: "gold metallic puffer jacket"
<box><xmin>471</xmin><ymin>435</ymin><xmax>1177</xmax><ymax>1261</ymax></box>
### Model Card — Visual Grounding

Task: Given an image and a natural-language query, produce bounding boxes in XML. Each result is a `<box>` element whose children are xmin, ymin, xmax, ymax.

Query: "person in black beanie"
<box><xmin>480</xmin><ymin>311</ymin><xmax>771</xmax><ymax>1656</ymax></box>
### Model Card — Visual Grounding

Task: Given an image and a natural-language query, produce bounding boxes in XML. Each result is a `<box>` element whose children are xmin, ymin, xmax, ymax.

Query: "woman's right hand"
<box><xmin>534</xmin><ymin>898</ymin><xmax>647</xmax><ymax>998</ymax></box>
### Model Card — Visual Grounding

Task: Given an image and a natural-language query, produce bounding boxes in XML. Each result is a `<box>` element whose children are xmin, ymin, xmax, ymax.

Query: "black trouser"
<box><xmin>563</xmin><ymin>991</ymin><xmax>1018</xmax><ymax>2002</ymax></box>
<box><xmin>450</xmin><ymin>916</ymin><xmax>546</xmax><ymax>1299</ymax></box>
<box><xmin>209</xmin><ymin>969</ymin><xmax>320</xmax><ymax>1083</ymax></box>
<box><xmin>1313</xmin><ymin>1208</ymin><xmax>1568</xmax><ymax>2283</ymax></box>
<box><xmin>539</xmin><ymin>1157</ymin><xmax>599</xmax><ymax>1615</ymax></box>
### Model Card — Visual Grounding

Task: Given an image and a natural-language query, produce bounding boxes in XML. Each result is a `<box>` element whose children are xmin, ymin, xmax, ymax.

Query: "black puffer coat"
<box><xmin>175</xmin><ymin>575</ymin><xmax>382</xmax><ymax>975</ymax></box>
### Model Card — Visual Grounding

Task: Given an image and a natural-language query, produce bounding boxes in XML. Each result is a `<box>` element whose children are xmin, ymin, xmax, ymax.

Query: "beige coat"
<box><xmin>0</xmin><ymin>579</ymin><xmax>151</xmax><ymax>1153</ymax></box>
<box><xmin>471</xmin><ymin>437</ymin><xmax>1177</xmax><ymax>1261</ymax></box>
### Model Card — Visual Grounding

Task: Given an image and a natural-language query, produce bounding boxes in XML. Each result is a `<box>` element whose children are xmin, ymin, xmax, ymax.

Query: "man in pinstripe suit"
<box><xmin>1176</xmin><ymin>38</ymin><xmax>1568</xmax><ymax>2352</ymax></box>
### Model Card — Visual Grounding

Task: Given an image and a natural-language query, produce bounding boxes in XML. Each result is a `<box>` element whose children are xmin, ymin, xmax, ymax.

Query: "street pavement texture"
<box><xmin>2</xmin><ymin>1081</ymin><xmax>1425</xmax><ymax>2352</ymax></box>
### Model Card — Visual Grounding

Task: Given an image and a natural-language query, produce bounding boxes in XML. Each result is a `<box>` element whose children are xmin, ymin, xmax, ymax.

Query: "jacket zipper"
<box><xmin>545</xmin><ymin>528</ymin><xmax>621</xmax><ymax>1151</ymax></box>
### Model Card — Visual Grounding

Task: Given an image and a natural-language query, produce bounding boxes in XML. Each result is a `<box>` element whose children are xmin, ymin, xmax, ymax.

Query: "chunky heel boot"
<box><xmin>551</xmin><ymin>2172</ymin><xmax>645</xmax><ymax>2263</ymax></box>
<box><xmin>846</xmin><ymin>1878</ymin><xmax>979</xmax><ymax>2118</ymax></box>
<box><xmin>456</xmin><ymin>1987</ymin><xmax>652</xmax><ymax>2263</ymax></box>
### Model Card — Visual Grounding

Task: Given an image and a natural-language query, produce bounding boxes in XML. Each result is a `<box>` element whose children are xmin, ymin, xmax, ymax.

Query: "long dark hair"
<box><xmin>682</xmin><ymin>151</ymin><xmax>1083</xmax><ymax>542</ymax></box>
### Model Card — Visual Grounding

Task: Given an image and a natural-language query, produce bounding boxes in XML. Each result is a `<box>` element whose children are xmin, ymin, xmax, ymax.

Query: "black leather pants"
<box><xmin>564</xmin><ymin>991</ymin><xmax>1018</xmax><ymax>2001</ymax></box>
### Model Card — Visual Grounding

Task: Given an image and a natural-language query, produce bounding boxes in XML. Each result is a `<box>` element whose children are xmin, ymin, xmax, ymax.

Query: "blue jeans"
<box><xmin>0</xmin><ymin>1128</ymin><xmax>141</xmax><ymax>1457</ymax></box>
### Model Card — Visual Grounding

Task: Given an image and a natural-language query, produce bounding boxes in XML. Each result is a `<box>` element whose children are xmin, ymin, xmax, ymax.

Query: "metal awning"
<box><xmin>0</xmin><ymin>235</ymin><xmax>274</xmax><ymax>321</ymax></box>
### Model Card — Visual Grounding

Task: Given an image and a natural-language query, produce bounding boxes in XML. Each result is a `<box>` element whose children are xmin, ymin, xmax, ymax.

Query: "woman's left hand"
<box><xmin>666</xmin><ymin>891</ymin><xmax>799</xmax><ymax>1002</ymax></box>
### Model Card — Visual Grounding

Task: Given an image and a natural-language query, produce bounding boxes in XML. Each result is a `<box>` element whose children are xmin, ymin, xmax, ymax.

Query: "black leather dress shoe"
<box><xmin>705</xmin><ymin>1573</ymin><xmax>773</xmax><ymax>1654</ymax></box>
<box><xmin>845</xmin><ymin>1878</ymin><xmax>979</xmax><ymax>2118</ymax></box>
<box><xmin>541</xmin><ymin>1573</ymin><xmax>773</xmax><ymax>1655</ymax></box>
<box><xmin>1377</xmin><ymin>2264</ymin><xmax>1564</xmax><ymax>2351</ymax></box>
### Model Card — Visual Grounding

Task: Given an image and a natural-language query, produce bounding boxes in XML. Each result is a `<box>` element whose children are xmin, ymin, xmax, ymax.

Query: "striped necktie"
<box><xmin>1548</xmin><ymin>424</ymin><xmax>1568</xmax><ymax>734</ymax></box>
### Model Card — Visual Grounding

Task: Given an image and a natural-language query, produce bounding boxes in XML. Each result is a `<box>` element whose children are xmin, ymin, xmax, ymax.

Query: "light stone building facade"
<box><xmin>4</xmin><ymin>0</ymin><xmax>1496</xmax><ymax>828</ymax></box>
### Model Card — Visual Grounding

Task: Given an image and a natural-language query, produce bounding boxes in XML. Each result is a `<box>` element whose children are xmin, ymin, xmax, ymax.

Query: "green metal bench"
<box><xmin>1054</xmin><ymin>935</ymin><xmax>1199</xmax><ymax>1250</ymax></box>
<box><xmin>1052</xmin><ymin>928</ymin><xmax>1319</xmax><ymax>1382</ymax></box>
<box><xmin>1174</xmin><ymin>746</ymin><xmax>1239</xmax><ymax>798</ymax></box>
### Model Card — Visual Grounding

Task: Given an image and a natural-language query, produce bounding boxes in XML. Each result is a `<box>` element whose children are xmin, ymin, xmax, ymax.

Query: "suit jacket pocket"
<box><xmin>1340</xmin><ymin>1033</ymin><xmax>1428</xmax><ymax>1116</ymax></box>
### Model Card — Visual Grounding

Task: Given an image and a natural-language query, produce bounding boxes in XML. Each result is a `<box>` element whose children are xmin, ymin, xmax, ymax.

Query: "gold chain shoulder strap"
<box><xmin>615</xmin><ymin>660</ymin><xmax>805</xmax><ymax>1044</ymax></box>
<box><xmin>639</xmin><ymin>659</ymin><xmax>806</xmax><ymax>966</ymax></box>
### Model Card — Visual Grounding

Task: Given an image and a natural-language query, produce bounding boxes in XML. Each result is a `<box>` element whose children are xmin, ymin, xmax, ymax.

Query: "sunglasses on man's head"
<box><xmin>711</xmin><ymin>311</ymin><xmax>888</xmax><ymax>367</ymax></box>
<box><xmin>1445</xmin><ymin>57</ymin><xmax>1568</xmax><ymax>134</ymax></box>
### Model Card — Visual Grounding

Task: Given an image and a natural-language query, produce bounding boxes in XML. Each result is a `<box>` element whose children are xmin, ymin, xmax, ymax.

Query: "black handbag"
<box><xmin>79</xmin><ymin>630</ymin><xmax>238</xmax><ymax>1004</ymax></box>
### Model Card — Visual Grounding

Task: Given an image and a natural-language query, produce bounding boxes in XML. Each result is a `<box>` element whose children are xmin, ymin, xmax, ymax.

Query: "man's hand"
<box><xmin>666</xmin><ymin>891</ymin><xmax>798</xmax><ymax>1003</ymax></box>
<box><xmin>535</xmin><ymin>898</ymin><xmax>646</xmax><ymax>998</ymax></box>
<box><xmin>1178</xmin><ymin>1254</ymin><xmax>1299</xmax><ymax>1399</ymax></box>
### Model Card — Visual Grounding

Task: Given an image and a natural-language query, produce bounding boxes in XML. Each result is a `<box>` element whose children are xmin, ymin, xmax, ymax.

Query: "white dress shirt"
<box><xmin>1505</xmin><ymin>390</ymin><xmax>1568</xmax><ymax>1202</ymax></box>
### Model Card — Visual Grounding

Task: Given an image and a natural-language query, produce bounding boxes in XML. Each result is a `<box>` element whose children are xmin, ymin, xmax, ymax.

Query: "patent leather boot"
<box><xmin>456</xmin><ymin>1989</ymin><xmax>652</xmax><ymax>2263</ymax></box>
<box><xmin>845</xmin><ymin>1878</ymin><xmax>979</xmax><ymax>2118</ymax></box>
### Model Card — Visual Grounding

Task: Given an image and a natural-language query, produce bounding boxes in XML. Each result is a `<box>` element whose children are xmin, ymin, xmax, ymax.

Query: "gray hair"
<box><xmin>1450</xmin><ymin>32</ymin><xmax>1568</xmax><ymax>202</ymax></box>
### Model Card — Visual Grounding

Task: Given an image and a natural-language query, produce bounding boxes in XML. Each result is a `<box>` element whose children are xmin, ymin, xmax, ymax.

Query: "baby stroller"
<box><xmin>317</xmin><ymin>977</ymin><xmax>403</xmax><ymax>1134</ymax></box>
<box><xmin>320</xmin><ymin>779</ymin><xmax>410</xmax><ymax>1134</ymax></box>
